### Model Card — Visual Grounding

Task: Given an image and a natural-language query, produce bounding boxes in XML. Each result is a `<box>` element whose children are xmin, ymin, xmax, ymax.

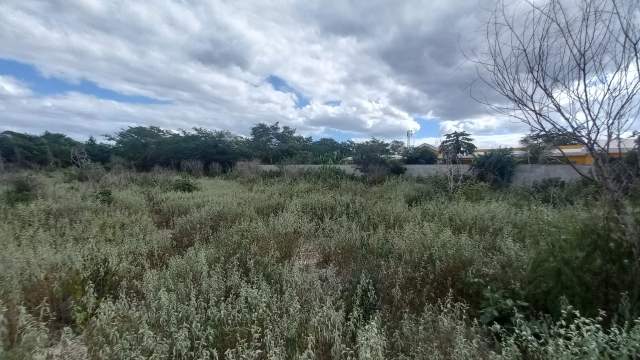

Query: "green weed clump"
<box><xmin>172</xmin><ymin>177</ymin><xmax>199</xmax><ymax>193</ymax></box>
<box><xmin>0</xmin><ymin>169</ymin><xmax>638</xmax><ymax>359</ymax></box>
<box><xmin>2</xmin><ymin>174</ymin><xmax>40</xmax><ymax>206</ymax></box>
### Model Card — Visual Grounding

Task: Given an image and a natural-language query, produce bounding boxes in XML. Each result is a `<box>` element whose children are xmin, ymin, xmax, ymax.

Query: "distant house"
<box><xmin>545</xmin><ymin>139</ymin><xmax>636</xmax><ymax>165</ymax></box>
<box><xmin>437</xmin><ymin>138</ymin><xmax>637</xmax><ymax>165</ymax></box>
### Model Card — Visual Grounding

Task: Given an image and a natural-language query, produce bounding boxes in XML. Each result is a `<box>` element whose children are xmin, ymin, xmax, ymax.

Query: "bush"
<box><xmin>388</xmin><ymin>160</ymin><xmax>407</xmax><ymax>175</ymax></box>
<box><xmin>297</xmin><ymin>166</ymin><xmax>356</xmax><ymax>186</ymax></box>
<box><xmin>94</xmin><ymin>189</ymin><xmax>113</xmax><ymax>205</ymax></box>
<box><xmin>530</xmin><ymin>178</ymin><xmax>597</xmax><ymax>206</ymax></box>
<box><xmin>499</xmin><ymin>305</ymin><xmax>640</xmax><ymax>359</ymax></box>
<box><xmin>472</xmin><ymin>148</ymin><xmax>516</xmax><ymax>187</ymax></box>
<box><xmin>3</xmin><ymin>174</ymin><xmax>39</xmax><ymax>206</ymax></box>
<box><xmin>356</xmin><ymin>160</ymin><xmax>406</xmax><ymax>183</ymax></box>
<box><xmin>455</xmin><ymin>181</ymin><xmax>492</xmax><ymax>202</ymax></box>
<box><xmin>171</xmin><ymin>177</ymin><xmax>199</xmax><ymax>193</ymax></box>
<box><xmin>64</xmin><ymin>163</ymin><xmax>106</xmax><ymax>183</ymax></box>
<box><xmin>405</xmin><ymin>145</ymin><xmax>438</xmax><ymax>164</ymax></box>
<box><xmin>524</xmin><ymin>210</ymin><xmax>637</xmax><ymax>317</ymax></box>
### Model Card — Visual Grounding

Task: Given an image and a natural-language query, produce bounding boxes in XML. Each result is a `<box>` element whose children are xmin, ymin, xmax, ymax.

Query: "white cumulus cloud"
<box><xmin>0</xmin><ymin>0</ymin><xmax>533</xmax><ymax>146</ymax></box>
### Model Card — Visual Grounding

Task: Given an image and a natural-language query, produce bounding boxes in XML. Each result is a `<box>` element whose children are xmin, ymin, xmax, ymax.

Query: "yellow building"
<box><xmin>550</xmin><ymin>140</ymin><xmax>635</xmax><ymax>165</ymax></box>
<box><xmin>436</xmin><ymin>139</ymin><xmax>636</xmax><ymax>165</ymax></box>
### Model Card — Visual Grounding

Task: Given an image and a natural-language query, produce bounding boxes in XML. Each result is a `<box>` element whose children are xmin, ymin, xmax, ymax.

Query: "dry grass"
<box><xmin>0</xmin><ymin>169</ymin><xmax>638</xmax><ymax>359</ymax></box>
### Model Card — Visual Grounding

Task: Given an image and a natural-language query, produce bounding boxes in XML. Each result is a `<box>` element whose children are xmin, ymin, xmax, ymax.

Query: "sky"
<box><xmin>0</xmin><ymin>0</ymin><xmax>531</xmax><ymax>147</ymax></box>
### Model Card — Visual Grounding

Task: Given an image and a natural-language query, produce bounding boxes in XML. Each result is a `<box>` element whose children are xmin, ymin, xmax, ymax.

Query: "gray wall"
<box><xmin>257</xmin><ymin>164</ymin><xmax>362</xmax><ymax>175</ymax></box>
<box><xmin>404</xmin><ymin>164</ymin><xmax>471</xmax><ymax>177</ymax></box>
<box><xmin>257</xmin><ymin>164</ymin><xmax>592</xmax><ymax>186</ymax></box>
<box><xmin>511</xmin><ymin>164</ymin><xmax>592</xmax><ymax>186</ymax></box>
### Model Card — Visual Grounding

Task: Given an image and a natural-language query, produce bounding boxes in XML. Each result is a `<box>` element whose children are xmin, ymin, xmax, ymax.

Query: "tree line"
<box><xmin>3</xmin><ymin>123</ymin><xmax>637</xmax><ymax>178</ymax></box>
<box><xmin>0</xmin><ymin>123</ymin><xmax>440</xmax><ymax>172</ymax></box>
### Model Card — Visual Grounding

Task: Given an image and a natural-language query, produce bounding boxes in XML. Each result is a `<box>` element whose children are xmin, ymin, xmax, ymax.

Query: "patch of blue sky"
<box><xmin>0</xmin><ymin>58</ymin><xmax>166</xmax><ymax>104</ymax></box>
<box><xmin>266</xmin><ymin>74</ymin><xmax>310</xmax><ymax>108</ymax></box>
<box><xmin>413</xmin><ymin>115</ymin><xmax>441</xmax><ymax>138</ymax></box>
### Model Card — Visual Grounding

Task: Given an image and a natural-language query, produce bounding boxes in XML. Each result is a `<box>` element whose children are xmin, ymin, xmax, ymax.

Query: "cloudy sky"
<box><xmin>0</xmin><ymin>0</ymin><xmax>530</xmax><ymax>147</ymax></box>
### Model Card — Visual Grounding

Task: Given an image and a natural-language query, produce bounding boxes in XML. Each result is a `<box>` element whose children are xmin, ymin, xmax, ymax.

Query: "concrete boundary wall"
<box><xmin>511</xmin><ymin>164</ymin><xmax>592</xmax><ymax>186</ymax></box>
<box><xmin>257</xmin><ymin>164</ymin><xmax>593</xmax><ymax>186</ymax></box>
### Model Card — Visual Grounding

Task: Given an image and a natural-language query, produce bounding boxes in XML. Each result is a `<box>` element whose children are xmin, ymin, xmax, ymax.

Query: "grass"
<box><xmin>0</xmin><ymin>168</ymin><xmax>639</xmax><ymax>359</ymax></box>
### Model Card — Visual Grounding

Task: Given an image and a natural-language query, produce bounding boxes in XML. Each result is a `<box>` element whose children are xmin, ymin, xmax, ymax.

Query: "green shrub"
<box><xmin>300</xmin><ymin>165</ymin><xmax>355</xmax><ymax>184</ymax></box>
<box><xmin>455</xmin><ymin>181</ymin><xmax>492</xmax><ymax>202</ymax></box>
<box><xmin>405</xmin><ymin>145</ymin><xmax>438</xmax><ymax>165</ymax></box>
<box><xmin>64</xmin><ymin>164</ymin><xmax>106</xmax><ymax>183</ymax></box>
<box><xmin>498</xmin><ymin>305</ymin><xmax>640</xmax><ymax>359</ymax></box>
<box><xmin>3</xmin><ymin>175</ymin><xmax>39</xmax><ymax>206</ymax></box>
<box><xmin>171</xmin><ymin>177</ymin><xmax>199</xmax><ymax>193</ymax></box>
<box><xmin>390</xmin><ymin>297</ymin><xmax>492</xmax><ymax>359</ymax></box>
<box><xmin>387</xmin><ymin>160</ymin><xmax>407</xmax><ymax>176</ymax></box>
<box><xmin>530</xmin><ymin>178</ymin><xmax>597</xmax><ymax>206</ymax></box>
<box><xmin>472</xmin><ymin>148</ymin><xmax>516</xmax><ymax>187</ymax></box>
<box><xmin>94</xmin><ymin>189</ymin><xmax>113</xmax><ymax>205</ymax></box>
<box><xmin>524</xmin><ymin>210</ymin><xmax>637</xmax><ymax>317</ymax></box>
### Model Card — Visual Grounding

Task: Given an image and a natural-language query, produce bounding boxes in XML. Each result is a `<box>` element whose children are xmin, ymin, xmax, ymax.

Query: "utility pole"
<box><xmin>406</xmin><ymin>130</ymin><xmax>414</xmax><ymax>149</ymax></box>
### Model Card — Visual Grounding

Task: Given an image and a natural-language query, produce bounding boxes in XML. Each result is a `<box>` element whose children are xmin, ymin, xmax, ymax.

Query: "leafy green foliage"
<box><xmin>405</xmin><ymin>144</ymin><xmax>438</xmax><ymax>164</ymax></box>
<box><xmin>0</xmin><ymin>131</ymin><xmax>81</xmax><ymax>168</ymax></box>
<box><xmin>387</xmin><ymin>160</ymin><xmax>407</xmax><ymax>175</ymax></box>
<box><xmin>472</xmin><ymin>148</ymin><xmax>516</xmax><ymax>187</ymax></box>
<box><xmin>107</xmin><ymin>126</ymin><xmax>246</xmax><ymax>171</ymax></box>
<box><xmin>171</xmin><ymin>177</ymin><xmax>199</xmax><ymax>193</ymax></box>
<box><xmin>519</xmin><ymin>130</ymin><xmax>581</xmax><ymax>164</ymax></box>
<box><xmin>499</xmin><ymin>305</ymin><xmax>640</xmax><ymax>359</ymax></box>
<box><xmin>95</xmin><ymin>189</ymin><xmax>114</xmax><ymax>205</ymax></box>
<box><xmin>2</xmin><ymin>174</ymin><xmax>39</xmax><ymax>206</ymax></box>
<box><xmin>85</xmin><ymin>136</ymin><xmax>112</xmax><ymax>164</ymax></box>
<box><xmin>439</xmin><ymin>131</ymin><xmax>476</xmax><ymax>163</ymax></box>
<box><xmin>351</xmin><ymin>138</ymin><xmax>406</xmax><ymax>181</ymax></box>
<box><xmin>525</xmin><ymin>210</ymin><xmax>638</xmax><ymax>318</ymax></box>
<box><xmin>249</xmin><ymin>122</ymin><xmax>312</xmax><ymax>164</ymax></box>
<box><xmin>308</xmin><ymin>137</ymin><xmax>354</xmax><ymax>164</ymax></box>
<box><xmin>530</xmin><ymin>178</ymin><xmax>597</xmax><ymax>206</ymax></box>
<box><xmin>0</xmin><ymin>124</ymin><xmax>412</xmax><ymax>174</ymax></box>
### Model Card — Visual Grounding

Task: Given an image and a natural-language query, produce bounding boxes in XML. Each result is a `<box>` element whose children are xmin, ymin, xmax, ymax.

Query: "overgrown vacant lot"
<box><xmin>1</xmin><ymin>169</ymin><xmax>639</xmax><ymax>359</ymax></box>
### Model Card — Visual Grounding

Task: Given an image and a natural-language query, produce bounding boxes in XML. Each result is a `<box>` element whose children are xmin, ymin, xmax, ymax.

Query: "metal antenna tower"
<box><xmin>406</xmin><ymin>130</ymin><xmax>414</xmax><ymax>148</ymax></box>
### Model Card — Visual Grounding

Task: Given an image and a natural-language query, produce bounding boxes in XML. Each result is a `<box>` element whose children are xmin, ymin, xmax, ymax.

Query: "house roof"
<box><xmin>437</xmin><ymin>137</ymin><xmax>637</xmax><ymax>159</ymax></box>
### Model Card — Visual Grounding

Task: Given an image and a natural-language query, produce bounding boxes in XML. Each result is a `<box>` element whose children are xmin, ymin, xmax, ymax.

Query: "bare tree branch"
<box><xmin>479</xmin><ymin>0</ymin><xmax>640</xmax><ymax>188</ymax></box>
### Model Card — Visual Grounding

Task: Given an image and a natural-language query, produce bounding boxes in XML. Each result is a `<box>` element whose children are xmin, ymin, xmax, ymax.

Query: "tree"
<box><xmin>520</xmin><ymin>130</ymin><xmax>579</xmax><ymax>164</ymax></box>
<box><xmin>439</xmin><ymin>131</ymin><xmax>476</xmax><ymax>164</ymax></box>
<box><xmin>523</xmin><ymin>129</ymin><xmax>581</xmax><ymax>147</ymax></box>
<box><xmin>85</xmin><ymin>136</ymin><xmax>113</xmax><ymax>164</ymax></box>
<box><xmin>481</xmin><ymin>0</ymin><xmax>640</xmax><ymax>195</ymax></box>
<box><xmin>405</xmin><ymin>144</ymin><xmax>437</xmax><ymax>164</ymax></box>
<box><xmin>389</xmin><ymin>140</ymin><xmax>405</xmax><ymax>155</ymax></box>
<box><xmin>249</xmin><ymin>122</ymin><xmax>311</xmax><ymax>164</ymax></box>
<box><xmin>472</xmin><ymin>148</ymin><xmax>516</xmax><ymax>187</ymax></box>
<box><xmin>0</xmin><ymin>131</ymin><xmax>48</xmax><ymax>166</ymax></box>
<box><xmin>106</xmin><ymin>126</ymin><xmax>173</xmax><ymax>170</ymax></box>
<box><xmin>40</xmin><ymin>132</ymin><xmax>79</xmax><ymax>167</ymax></box>
<box><xmin>0</xmin><ymin>130</ymin><xmax>80</xmax><ymax>167</ymax></box>
<box><xmin>309</xmin><ymin>138</ymin><xmax>352</xmax><ymax>164</ymax></box>
<box><xmin>481</xmin><ymin>0</ymin><xmax>640</xmax><ymax>293</ymax></box>
<box><xmin>352</xmin><ymin>138</ymin><xmax>389</xmax><ymax>176</ymax></box>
